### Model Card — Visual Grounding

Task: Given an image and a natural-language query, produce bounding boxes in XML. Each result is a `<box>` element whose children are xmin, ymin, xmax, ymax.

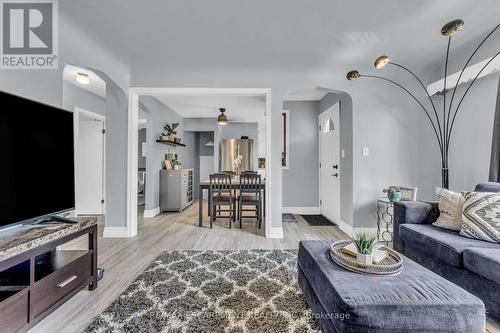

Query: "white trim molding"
<box><xmin>268</xmin><ymin>227</ymin><xmax>284</xmax><ymax>239</ymax></box>
<box><xmin>103</xmin><ymin>226</ymin><xmax>129</xmax><ymax>238</ymax></box>
<box><xmin>128</xmin><ymin>88</ymin><xmax>274</xmax><ymax>238</ymax></box>
<box><xmin>143</xmin><ymin>207</ymin><xmax>160</xmax><ymax>218</ymax></box>
<box><xmin>335</xmin><ymin>219</ymin><xmax>354</xmax><ymax>237</ymax></box>
<box><xmin>427</xmin><ymin>55</ymin><xmax>500</xmax><ymax>96</ymax></box>
<box><xmin>282</xmin><ymin>207</ymin><xmax>320</xmax><ymax>215</ymax></box>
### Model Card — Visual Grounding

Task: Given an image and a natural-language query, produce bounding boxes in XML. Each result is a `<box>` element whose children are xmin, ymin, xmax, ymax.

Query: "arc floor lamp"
<box><xmin>347</xmin><ymin>19</ymin><xmax>500</xmax><ymax>189</ymax></box>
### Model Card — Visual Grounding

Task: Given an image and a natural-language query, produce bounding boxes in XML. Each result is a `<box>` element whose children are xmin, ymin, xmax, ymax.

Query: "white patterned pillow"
<box><xmin>460</xmin><ymin>192</ymin><xmax>500</xmax><ymax>243</ymax></box>
<box><xmin>433</xmin><ymin>187</ymin><xmax>464</xmax><ymax>231</ymax></box>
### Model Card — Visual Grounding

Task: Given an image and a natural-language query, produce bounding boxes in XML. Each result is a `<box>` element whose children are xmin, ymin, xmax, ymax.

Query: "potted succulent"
<box><xmin>383</xmin><ymin>186</ymin><xmax>402</xmax><ymax>202</ymax></box>
<box><xmin>160</xmin><ymin>122</ymin><xmax>179</xmax><ymax>142</ymax></box>
<box><xmin>353</xmin><ymin>231</ymin><xmax>377</xmax><ymax>265</ymax></box>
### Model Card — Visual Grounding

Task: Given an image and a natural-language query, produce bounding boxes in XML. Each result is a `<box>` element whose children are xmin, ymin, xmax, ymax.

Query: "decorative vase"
<box><xmin>160</xmin><ymin>135</ymin><xmax>170</xmax><ymax>141</ymax></box>
<box><xmin>387</xmin><ymin>191</ymin><xmax>402</xmax><ymax>202</ymax></box>
<box><xmin>357</xmin><ymin>253</ymin><xmax>372</xmax><ymax>266</ymax></box>
<box><xmin>174</xmin><ymin>137</ymin><xmax>181</xmax><ymax>143</ymax></box>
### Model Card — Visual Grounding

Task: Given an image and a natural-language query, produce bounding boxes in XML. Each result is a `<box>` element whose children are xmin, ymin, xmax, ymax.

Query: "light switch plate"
<box><xmin>341</xmin><ymin>149</ymin><xmax>345</xmax><ymax>158</ymax></box>
<box><xmin>362</xmin><ymin>147</ymin><xmax>369</xmax><ymax>156</ymax></box>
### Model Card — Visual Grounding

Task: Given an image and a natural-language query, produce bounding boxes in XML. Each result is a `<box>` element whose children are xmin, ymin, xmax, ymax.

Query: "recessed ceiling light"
<box><xmin>76</xmin><ymin>72</ymin><xmax>90</xmax><ymax>85</ymax></box>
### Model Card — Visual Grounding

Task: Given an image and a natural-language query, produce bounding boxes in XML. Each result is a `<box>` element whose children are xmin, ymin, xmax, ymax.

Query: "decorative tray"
<box><xmin>329</xmin><ymin>240</ymin><xmax>403</xmax><ymax>276</ymax></box>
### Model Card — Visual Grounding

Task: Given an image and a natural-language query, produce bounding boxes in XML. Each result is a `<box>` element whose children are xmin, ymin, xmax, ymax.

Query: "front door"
<box><xmin>319</xmin><ymin>103</ymin><xmax>340</xmax><ymax>223</ymax></box>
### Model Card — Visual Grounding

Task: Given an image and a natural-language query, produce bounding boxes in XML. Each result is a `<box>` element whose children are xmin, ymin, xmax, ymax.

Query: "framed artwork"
<box><xmin>399</xmin><ymin>186</ymin><xmax>418</xmax><ymax>201</ymax></box>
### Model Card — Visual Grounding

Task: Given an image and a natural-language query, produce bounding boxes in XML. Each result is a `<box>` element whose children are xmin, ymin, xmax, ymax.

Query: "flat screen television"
<box><xmin>0</xmin><ymin>91</ymin><xmax>75</xmax><ymax>229</ymax></box>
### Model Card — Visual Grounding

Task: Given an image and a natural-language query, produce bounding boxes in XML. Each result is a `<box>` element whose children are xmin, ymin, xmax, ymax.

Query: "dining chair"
<box><xmin>238</xmin><ymin>173</ymin><xmax>262</xmax><ymax>228</ymax></box>
<box><xmin>209</xmin><ymin>173</ymin><xmax>236</xmax><ymax>228</ymax></box>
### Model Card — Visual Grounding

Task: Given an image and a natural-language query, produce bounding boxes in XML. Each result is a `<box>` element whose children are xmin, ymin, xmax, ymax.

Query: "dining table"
<box><xmin>198</xmin><ymin>179</ymin><xmax>266</xmax><ymax>227</ymax></box>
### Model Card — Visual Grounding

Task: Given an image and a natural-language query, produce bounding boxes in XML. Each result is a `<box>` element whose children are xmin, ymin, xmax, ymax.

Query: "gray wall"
<box><xmin>423</xmin><ymin>73</ymin><xmax>499</xmax><ymax>195</ymax></box>
<box><xmin>199</xmin><ymin>132</ymin><xmax>215</xmax><ymax>156</ymax></box>
<box><xmin>219</xmin><ymin>122</ymin><xmax>259</xmax><ymax>171</ymax></box>
<box><xmin>0</xmin><ymin>5</ymin><xmax>130</xmax><ymax>232</ymax></box>
<box><xmin>63</xmin><ymin>82</ymin><xmax>106</xmax><ymax>115</ymax></box>
<box><xmin>139</xmin><ymin>96</ymin><xmax>184</xmax><ymax>211</ymax></box>
<box><xmin>138</xmin><ymin>128</ymin><xmax>147</xmax><ymax>170</ymax></box>
<box><xmin>281</xmin><ymin>101</ymin><xmax>320</xmax><ymax>208</ymax></box>
<box><xmin>281</xmin><ymin>94</ymin><xmax>354</xmax><ymax>226</ymax></box>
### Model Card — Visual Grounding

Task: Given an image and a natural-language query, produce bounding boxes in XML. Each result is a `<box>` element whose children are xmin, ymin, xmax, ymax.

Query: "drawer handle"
<box><xmin>57</xmin><ymin>275</ymin><xmax>77</xmax><ymax>288</ymax></box>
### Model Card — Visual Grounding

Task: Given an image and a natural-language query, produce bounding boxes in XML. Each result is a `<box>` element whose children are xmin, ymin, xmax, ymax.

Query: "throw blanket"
<box><xmin>490</xmin><ymin>75</ymin><xmax>500</xmax><ymax>182</ymax></box>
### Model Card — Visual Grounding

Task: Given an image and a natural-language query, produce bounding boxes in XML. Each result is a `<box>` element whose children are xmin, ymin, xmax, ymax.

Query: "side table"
<box><xmin>376</xmin><ymin>197</ymin><xmax>394</xmax><ymax>244</ymax></box>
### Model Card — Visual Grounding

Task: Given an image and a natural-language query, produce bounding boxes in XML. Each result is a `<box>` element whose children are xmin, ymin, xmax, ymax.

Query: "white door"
<box><xmin>319</xmin><ymin>103</ymin><xmax>340</xmax><ymax>222</ymax></box>
<box><xmin>76</xmin><ymin>118</ymin><xmax>105</xmax><ymax>215</ymax></box>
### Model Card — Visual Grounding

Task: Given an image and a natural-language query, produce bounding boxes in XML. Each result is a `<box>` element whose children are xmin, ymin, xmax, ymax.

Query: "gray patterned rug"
<box><xmin>85</xmin><ymin>249</ymin><xmax>320</xmax><ymax>333</ymax></box>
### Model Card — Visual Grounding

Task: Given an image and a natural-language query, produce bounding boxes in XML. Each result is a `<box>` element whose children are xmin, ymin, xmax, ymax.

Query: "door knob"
<box><xmin>331</xmin><ymin>173</ymin><xmax>339</xmax><ymax>177</ymax></box>
<box><xmin>333</xmin><ymin>165</ymin><xmax>339</xmax><ymax>169</ymax></box>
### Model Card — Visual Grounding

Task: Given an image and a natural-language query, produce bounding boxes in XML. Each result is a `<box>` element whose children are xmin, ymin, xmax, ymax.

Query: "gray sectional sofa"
<box><xmin>394</xmin><ymin>182</ymin><xmax>500</xmax><ymax>320</ymax></box>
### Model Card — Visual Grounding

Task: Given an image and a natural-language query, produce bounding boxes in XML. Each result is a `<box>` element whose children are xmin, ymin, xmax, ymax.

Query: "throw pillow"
<box><xmin>461</xmin><ymin>192</ymin><xmax>500</xmax><ymax>243</ymax></box>
<box><xmin>433</xmin><ymin>187</ymin><xmax>464</xmax><ymax>231</ymax></box>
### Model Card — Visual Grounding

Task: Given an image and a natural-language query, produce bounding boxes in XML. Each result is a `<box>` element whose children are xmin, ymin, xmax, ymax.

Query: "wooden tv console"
<box><xmin>0</xmin><ymin>218</ymin><xmax>98</xmax><ymax>333</ymax></box>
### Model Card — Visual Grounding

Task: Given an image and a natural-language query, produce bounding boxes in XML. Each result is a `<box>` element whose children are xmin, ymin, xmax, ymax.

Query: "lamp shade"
<box><xmin>441</xmin><ymin>19</ymin><xmax>464</xmax><ymax>36</ymax></box>
<box><xmin>346</xmin><ymin>70</ymin><xmax>360</xmax><ymax>80</ymax></box>
<box><xmin>374</xmin><ymin>55</ymin><xmax>390</xmax><ymax>69</ymax></box>
<box><xmin>218</xmin><ymin>108</ymin><xmax>227</xmax><ymax>125</ymax></box>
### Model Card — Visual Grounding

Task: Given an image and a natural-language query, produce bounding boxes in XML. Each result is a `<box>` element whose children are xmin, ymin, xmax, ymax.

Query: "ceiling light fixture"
<box><xmin>76</xmin><ymin>72</ymin><xmax>90</xmax><ymax>85</ymax></box>
<box><xmin>217</xmin><ymin>108</ymin><xmax>228</xmax><ymax>125</ymax></box>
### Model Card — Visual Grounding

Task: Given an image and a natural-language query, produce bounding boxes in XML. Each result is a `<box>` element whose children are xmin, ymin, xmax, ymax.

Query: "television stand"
<box><xmin>0</xmin><ymin>217</ymin><xmax>97</xmax><ymax>332</ymax></box>
<box><xmin>32</xmin><ymin>215</ymin><xmax>78</xmax><ymax>225</ymax></box>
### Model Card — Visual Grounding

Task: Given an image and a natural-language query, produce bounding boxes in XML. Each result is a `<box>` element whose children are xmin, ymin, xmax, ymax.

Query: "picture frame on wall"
<box><xmin>399</xmin><ymin>186</ymin><xmax>418</xmax><ymax>201</ymax></box>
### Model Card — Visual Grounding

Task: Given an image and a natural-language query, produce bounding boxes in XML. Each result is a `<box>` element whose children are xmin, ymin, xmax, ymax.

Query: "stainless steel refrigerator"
<box><xmin>220</xmin><ymin>138</ymin><xmax>254</xmax><ymax>174</ymax></box>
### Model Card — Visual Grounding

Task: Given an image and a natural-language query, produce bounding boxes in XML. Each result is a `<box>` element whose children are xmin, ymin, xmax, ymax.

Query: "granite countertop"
<box><xmin>0</xmin><ymin>217</ymin><xmax>97</xmax><ymax>262</ymax></box>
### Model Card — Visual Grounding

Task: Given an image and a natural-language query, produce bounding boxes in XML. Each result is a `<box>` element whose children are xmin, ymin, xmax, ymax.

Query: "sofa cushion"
<box><xmin>463</xmin><ymin>248</ymin><xmax>500</xmax><ymax>284</ymax></box>
<box><xmin>460</xmin><ymin>192</ymin><xmax>500</xmax><ymax>243</ymax></box>
<box><xmin>399</xmin><ymin>224</ymin><xmax>500</xmax><ymax>267</ymax></box>
<box><xmin>475</xmin><ymin>182</ymin><xmax>500</xmax><ymax>193</ymax></box>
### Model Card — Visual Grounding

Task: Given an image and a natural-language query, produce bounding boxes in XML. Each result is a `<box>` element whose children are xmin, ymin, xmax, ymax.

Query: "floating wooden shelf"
<box><xmin>156</xmin><ymin>140</ymin><xmax>186</xmax><ymax>147</ymax></box>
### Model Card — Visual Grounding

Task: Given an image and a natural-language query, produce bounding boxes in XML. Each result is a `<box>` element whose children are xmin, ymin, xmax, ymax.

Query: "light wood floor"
<box><xmin>29</xmin><ymin>201</ymin><xmax>500</xmax><ymax>333</ymax></box>
<box><xmin>29</xmin><ymin>202</ymin><xmax>347</xmax><ymax>333</ymax></box>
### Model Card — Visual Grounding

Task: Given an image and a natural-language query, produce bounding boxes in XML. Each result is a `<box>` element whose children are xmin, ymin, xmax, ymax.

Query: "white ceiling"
<box><xmin>62</xmin><ymin>64</ymin><xmax>106</xmax><ymax>98</ymax></box>
<box><xmin>284</xmin><ymin>88</ymin><xmax>328</xmax><ymax>101</ymax></box>
<box><xmin>62</xmin><ymin>0</ymin><xmax>500</xmax><ymax>82</ymax></box>
<box><xmin>153</xmin><ymin>94</ymin><xmax>265</xmax><ymax>123</ymax></box>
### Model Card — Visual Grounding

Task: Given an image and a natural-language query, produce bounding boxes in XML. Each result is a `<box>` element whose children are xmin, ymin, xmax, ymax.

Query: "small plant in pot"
<box><xmin>353</xmin><ymin>232</ymin><xmax>377</xmax><ymax>265</ymax></box>
<box><xmin>161</xmin><ymin>123</ymin><xmax>179</xmax><ymax>141</ymax></box>
<box><xmin>383</xmin><ymin>186</ymin><xmax>402</xmax><ymax>202</ymax></box>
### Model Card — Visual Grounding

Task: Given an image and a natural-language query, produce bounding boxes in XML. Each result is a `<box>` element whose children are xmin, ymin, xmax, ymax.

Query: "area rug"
<box><xmin>301</xmin><ymin>215</ymin><xmax>337</xmax><ymax>226</ymax></box>
<box><xmin>282</xmin><ymin>213</ymin><xmax>298</xmax><ymax>223</ymax></box>
<box><xmin>85</xmin><ymin>249</ymin><xmax>320</xmax><ymax>333</ymax></box>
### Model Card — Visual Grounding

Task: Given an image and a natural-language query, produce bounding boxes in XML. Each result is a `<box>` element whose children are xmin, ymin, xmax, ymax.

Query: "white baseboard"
<box><xmin>282</xmin><ymin>207</ymin><xmax>320</xmax><ymax>215</ymax></box>
<box><xmin>268</xmin><ymin>227</ymin><xmax>284</xmax><ymax>239</ymax></box>
<box><xmin>335</xmin><ymin>219</ymin><xmax>354</xmax><ymax>236</ymax></box>
<box><xmin>103</xmin><ymin>226</ymin><xmax>129</xmax><ymax>238</ymax></box>
<box><xmin>143</xmin><ymin>207</ymin><xmax>160</xmax><ymax>218</ymax></box>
